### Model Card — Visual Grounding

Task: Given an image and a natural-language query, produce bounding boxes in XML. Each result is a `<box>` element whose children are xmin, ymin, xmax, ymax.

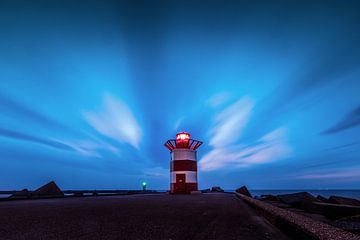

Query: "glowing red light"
<box><xmin>176</xmin><ymin>132</ymin><xmax>190</xmax><ymax>140</ymax></box>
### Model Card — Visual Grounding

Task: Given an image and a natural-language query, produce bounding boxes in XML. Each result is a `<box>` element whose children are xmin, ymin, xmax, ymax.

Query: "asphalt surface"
<box><xmin>0</xmin><ymin>193</ymin><xmax>292</xmax><ymax>240</ymax></box>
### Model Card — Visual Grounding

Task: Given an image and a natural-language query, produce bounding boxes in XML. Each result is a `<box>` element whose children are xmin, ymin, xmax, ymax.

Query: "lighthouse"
<box><xmin>164</xmin><ymin>132</ymin><xmax>203</xmax><ymax>194</ymax></box>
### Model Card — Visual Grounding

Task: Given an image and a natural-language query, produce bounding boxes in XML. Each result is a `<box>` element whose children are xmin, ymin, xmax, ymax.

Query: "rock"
<box><xmin>316</xmin><ymin>195</ymin><xmax>329</xmax><ymax>203</ymax></box>
<box><xmin>33</xmin><ymin>181</ymin><xmax>64</xmax><ymax>198</ymax></box>
<box><xmin>73</xmin><ymin>192</ymin><xmax>84</xmax><ymax>197</ymax></box>
<box><xmin>278</xmin><ymin>192</ymin><xmax>317</xmax><ymax>205</ymax></box>
<box><xmin>201</xmin><ymin>188</ymin><xmax>211</xmax><ymax>193</ymax></box>
<box><xmin>261</xmin><ymin>195</ymin><xmax>279</xmax><ymax>201</ymax></box>
<box><xmin>313</xmin><ymin>202</ymin><xmax>360</xmax><ymax>220</ymax></box>
<box><xmin>8</xmin><ymin>189</ymin><xmax>31</xmax><ymax>199</ymax></box>
<box><xmin>277</xmin><ymin>192</ymin><xmax>319</xmax><ymax>212</ymax></box>
<box><xmin>211</xmin><ymin>186</ymin><xmax>224</xmax><ymax>192</ymax></box>
<box><xmin>235</xmin><ymin>186</ymin><xmax>252</xmax><ymax>198</ymax></box>
<box><xmin>328</xmin><ymin>196</ymin><xmax>360</xmax><ymax>206</ymax></box>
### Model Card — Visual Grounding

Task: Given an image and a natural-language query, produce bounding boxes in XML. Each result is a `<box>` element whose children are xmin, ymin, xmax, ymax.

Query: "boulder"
<box><xmin>201</xmin><ymin>188</ymin><xmax>211</xmax><ymax>193</ymax></box>
<box><xmin>278</xmin><ymin>192</ymin><xmax>317</xmax><ymax>205</ymax></box>
<box><xmin>33</xmin><ymin>181</ymin><xmax>64</xmax><ymax>198</ymax></box>
<box><xmin>211</xmin><ymin>186</ymin><xmax>224</xmax><ymax>192</ymax></box>
<box><xmin>260</xmin><ymin>194</ymin><xmax>279</xmax><ymax>201</ymax></box>
<box><xmin>313</xmin><ymin>202</ymin><xmax>360</xmax><ymax>220</ymax></box>
<box><xmin>235</xmin><ymin>186</ymin><xmax>252</xmax><ymax>198</ymax></box>
<box><xmin>73</xmin><ymin>192</ymin><xmax>84</xmax><ymax>197</ymax></box>
<box><xmin>8</xmin><ymin>189</ymin><xmax>31</xmax><ymax>199</ymax></box>
<box><xmin>328</xmin><ymin>196</ymin><xmax>360</xmax><ymax>206</ymax></box>
<box><xmin>316</xmin><ymin>195</ymin><xmax>329</xmax><ymax>203</ymax></box>
<box><xmin>277</xmin><ymin>192</ymin><xmax>320</xmax><ymax>212</ymax></box>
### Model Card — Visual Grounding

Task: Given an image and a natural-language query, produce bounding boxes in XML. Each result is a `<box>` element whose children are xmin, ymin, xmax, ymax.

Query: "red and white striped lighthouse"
<box><xmin>164</xmin><ymin>132</ymin><xmax>203</xmax><ymax>194</ymax></box>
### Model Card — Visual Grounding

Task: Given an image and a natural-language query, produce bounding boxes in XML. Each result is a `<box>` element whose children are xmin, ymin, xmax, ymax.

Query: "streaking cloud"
<box><xmin>199</xmin><ymin>96</ymin><xmax>291</xmax><ymax>171</ymax></box>
<box><xmin>207</xmin><ymin>92</ymin><xmax>232</xmax><ymax>108</ymax></box>
<box><xmin>58</xmin><ymin>137</ymin><xmax>120</xmax><ymax>158</ymax></box>
<box><xmin>200</xmin><ymin>128</ymin><xmax>291</xmax><ymax>171</ymax></box>
<box><xmin>83</xmin><ymin>94</ymin><xmax>142</xmax><ymax>149</ymax></box>
<box><xmin>295</xmin><ymin>167</ymin><xmax>360</xmax><ymax>181</ymax></box>
<box><xmin>209</xmin><ymin>97</ymin><xmax>254</xmax><ymax>148</ymax></box>
<box><xmin>322</xmin><ymin>105</ymin><xmax>360</xmax><ymax>134</ymax></box>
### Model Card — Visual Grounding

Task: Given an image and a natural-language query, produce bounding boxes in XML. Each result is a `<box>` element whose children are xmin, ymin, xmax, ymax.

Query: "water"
<box><xmin>248</xmin><ymin>190</ymin><xmax>360</xmax><ymax>199</ymax></box>
<box><xmin>0</xmin><ymin>194</ymin><xmax>11</xmax><ymax>198</ymax></box>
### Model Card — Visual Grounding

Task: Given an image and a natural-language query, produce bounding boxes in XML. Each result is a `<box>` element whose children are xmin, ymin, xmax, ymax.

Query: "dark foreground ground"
<box><xmin>0</xmin><ymin>193</ymin><xmax>292</xmax><ymax>240</ymax></box>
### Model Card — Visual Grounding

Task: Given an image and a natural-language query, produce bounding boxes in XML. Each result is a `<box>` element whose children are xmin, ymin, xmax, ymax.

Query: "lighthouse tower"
<box><xmin>164</xmin><ymin>132</ymin><xmax>203</xmax><ymax>194</ymax></box>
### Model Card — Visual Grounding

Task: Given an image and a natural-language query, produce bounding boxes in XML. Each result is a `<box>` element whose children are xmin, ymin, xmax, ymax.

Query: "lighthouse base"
<box><xmin>170</xmin><ymin>183</ymin><xmax>198</xmax><ymax>194</ymax></box>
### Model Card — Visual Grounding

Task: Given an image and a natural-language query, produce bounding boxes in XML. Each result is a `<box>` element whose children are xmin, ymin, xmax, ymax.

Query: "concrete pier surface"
<box><xmin>0</xmin><ymin>193</ymin><xmax>291</xmax><ymax>240</ymax></box>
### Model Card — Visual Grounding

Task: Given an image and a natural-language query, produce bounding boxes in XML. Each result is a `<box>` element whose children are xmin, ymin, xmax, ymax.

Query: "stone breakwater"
<box><xmin>236</xmin><ymin>192</ymin><xmax>359</xmax><ymax>240</ymax></box>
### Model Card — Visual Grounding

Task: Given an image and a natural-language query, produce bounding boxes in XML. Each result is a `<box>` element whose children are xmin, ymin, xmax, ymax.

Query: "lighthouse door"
<box><xmin>175</xmin><ymin>174</ymin><xmax>186</xmax><ymax>193</ymax></box>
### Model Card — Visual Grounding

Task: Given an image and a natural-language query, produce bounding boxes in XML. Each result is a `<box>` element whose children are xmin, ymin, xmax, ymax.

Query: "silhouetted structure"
<box><xmin>211</xmin><ymin>186</ymin><xmax>224</xmax><ymax>192</ymax></box>
<box><xmin>164</xmin><ymin>132</ymin><xmax>202</xmax><ymax>194</ymax></box>
<box><xmin>8</xmin><ymin>189</ymin><xmax>31</xmax><ymax>199</ymax></box>
<box><xmin>236</xmin><ymin>186</ymin><xmax>252</xmax><ymax>198</ymax></box>
<box><xmin>328</xmin><ymin>195</ymin><xmax>360</xmax><ymax>206</ymax></box>
<box><xmin>33</xmin><ymin>181</ymin><xmax>64</xmax><ymax>197</ymax></box>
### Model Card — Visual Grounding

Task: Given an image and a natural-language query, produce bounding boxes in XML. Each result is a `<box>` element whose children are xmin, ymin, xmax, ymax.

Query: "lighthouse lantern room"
<box><xmin>164</xmin><ymin>132</ymin><xmax>203</xmax><ymax>194</ymax></box>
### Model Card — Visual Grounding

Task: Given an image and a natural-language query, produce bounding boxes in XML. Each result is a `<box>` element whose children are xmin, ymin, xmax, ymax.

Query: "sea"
<box><xmin>0</xmin><ymin>194</ymin><xmax>11</xmax><ymax>198</ymax></box>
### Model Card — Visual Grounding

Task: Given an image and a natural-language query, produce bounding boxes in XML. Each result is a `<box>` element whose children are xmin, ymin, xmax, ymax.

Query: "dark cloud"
<box><xmin>321</xmin><ymin>142</ymin><xmax>359</xmax><ymax>151</ymax></box>
<box><xmin>322</xmin><ymin>105</ymin><xmax>360</xmax><ymax>134</ymax></box>
<box><xmin>298</xmin><ymin>154</ymin><xmax>360</xmax><ymax>170</ymax></box>
<box><xmin>0</xmin><ymin>94</ymin><xmax>78</xmax><ymax>135</ymax></box>
<box><xmin>243</xmin><ymin>40</ymin><xmax>360</xmax><ymax>142</ymax></box>
<box><xmin>0</xmin><ymin>127</ymin><xmax>75</xmax><ymax>152</ymax></box>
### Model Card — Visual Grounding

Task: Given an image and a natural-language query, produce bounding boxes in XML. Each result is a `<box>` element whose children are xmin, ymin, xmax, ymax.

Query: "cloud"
<box><xmin>0</xmin><ymin>93</ymin><xmax>76</xmax><ymax>135</ymax></box>
<box><xmin>0</xmin><ymin>127</ymin><xmax>76</xmax><ymax>152</ymax></box>
<box><xmin>173</xmin><ymin>117</ymin><xmax>184</xmax><ymax>131</ymax></box>
<box><xmin>143</xmin><ymin>166</ymin><xmax>168</xmax><ymax>177</ymax></box>
<box><xmin>199</xmin><ymin>97</ymin><xmax>291</xmax><ymax>171</ymax></box>
<box><xmin>0</xmin><ymin>125</ymin><xmax>119</xmax><ymax>159</ymax></box>
<box><xmin>199</xmin><ymin>127</ymin><xmax>291</xmax><ymax>171</ymax></box>
<box><xmin>242</xmin><ymin>42</ymin><xmax>360</xmax><ymax>142</ymax></box>
<box><xmin>207</xmin><ymin>92</ymin><xmax>232</xmax><ymax>108</ymax></box>
<box><xmin>322</xmin><ymin>105</ymin><xmax>360</xmax><ymax>134</ymax></box>
<box><xmin>209</xmin><ymin>97</ymin><xmax>254</xmax><ymax>148</ymax></box>
<box><xmin>58</xmin><ymin>137</ymin><xmax>120</xmax><ymax>158</ymax></box>
<box><xmin>295</xmin><ymin>168</ymin><xmax>360</xmax><ymax>180</ymax></box>
<box><xmin>83</xmin><ymin>94</ymin><xmax>142</xmax><ymax>149</ymax></box>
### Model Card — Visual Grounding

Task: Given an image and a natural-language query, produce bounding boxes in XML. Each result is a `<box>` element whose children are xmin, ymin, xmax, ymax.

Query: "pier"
<box><xmin>0</xmin><ymin>193</ymin><xmax>291</xmax><ymax>240</ymax></box>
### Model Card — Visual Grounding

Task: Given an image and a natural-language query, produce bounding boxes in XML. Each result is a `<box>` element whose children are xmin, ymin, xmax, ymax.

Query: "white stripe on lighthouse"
<box><xmin>171</xmin><ymin>149</ymin><xmax>196</xmax><ymax>161</ymax></box>
<box><xmin>170</xmin><ymin>171</ymin><xmax>197</xmax><ymax>183</ymax></box>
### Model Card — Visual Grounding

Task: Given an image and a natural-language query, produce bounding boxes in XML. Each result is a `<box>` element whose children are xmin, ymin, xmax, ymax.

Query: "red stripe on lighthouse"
<box><xmin>170</xmin><ymin>160</ymin><xmax>197</xmax><ymax>171</ymax></box>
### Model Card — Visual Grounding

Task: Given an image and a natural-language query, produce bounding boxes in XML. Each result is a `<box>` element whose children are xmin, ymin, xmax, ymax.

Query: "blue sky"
<box><xmin>0</xmin><ymin>0</ymin><xmax>359</xmax><ymax>190</ymax></box>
